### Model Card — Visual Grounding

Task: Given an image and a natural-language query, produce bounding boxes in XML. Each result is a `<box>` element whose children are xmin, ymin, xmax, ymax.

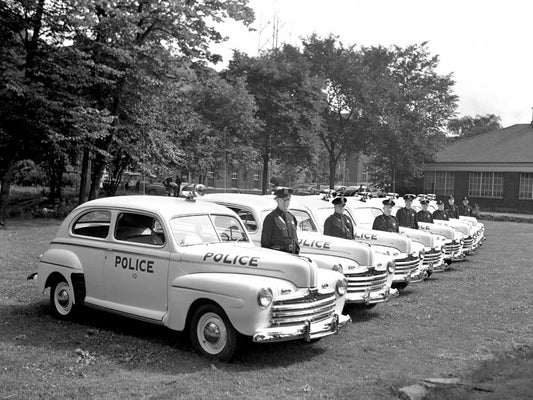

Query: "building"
<box><xmin>422</xmin><ymin>123</ymin><xmax>533</xmax><ymax>213</ymax></box>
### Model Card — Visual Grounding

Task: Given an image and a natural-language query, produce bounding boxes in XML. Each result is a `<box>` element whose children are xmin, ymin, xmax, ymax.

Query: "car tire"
<box><xmin>190</xmin><ymin>304</ymin><xmax>238</xmax><ymax>361</ymax></box>
<box><xmin>392</xmin><ymin>282</ymin><xmax>409</xmax><ymax>290</ymax></box>
<box><xmin>50</xmin><ymin>279</ymin><xmax>77</xmax><ymax>319</ymax></box>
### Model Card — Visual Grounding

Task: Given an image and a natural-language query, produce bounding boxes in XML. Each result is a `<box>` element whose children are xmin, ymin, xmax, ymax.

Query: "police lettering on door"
<box><xmin>115</xmin><ymin>256</ymin><xmax>154</xmax><ymax>273</ymax></box>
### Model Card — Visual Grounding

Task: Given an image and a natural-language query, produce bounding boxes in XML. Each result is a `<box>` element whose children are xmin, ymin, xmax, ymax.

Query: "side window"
<box><xmin>72</xmin><ymin>210</ymin><xmax>111</xmax><ymax>238</ymax></box>
<box><xmin>114</xmin><ymin>212</ymin><xmax>166</xmax><ymax>246</ymax></box>
<box><xmin>212</xmin><ymin>214</ymin><xmax>248</xmax><ymax>242</ymax></box>
<box><xmin>229</xmin><ymin>207</ymin><xmax>258</xmax><ymax>232</ymax></box>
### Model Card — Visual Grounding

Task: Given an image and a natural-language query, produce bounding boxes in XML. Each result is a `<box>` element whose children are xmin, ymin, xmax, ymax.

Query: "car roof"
<box><xmin>74</xmin><ymin>195</ymin><xmax>234</xmax><ymax>218</ymax></box>
<box><xmin>201</xmin><ymin>193</ymin><xmax>278</xmax><ymax>210</ymax></box>
<box><xmin>290</xmin><ymin>195</ymin><xmax>334</xmax><ymax>210</ymax></box>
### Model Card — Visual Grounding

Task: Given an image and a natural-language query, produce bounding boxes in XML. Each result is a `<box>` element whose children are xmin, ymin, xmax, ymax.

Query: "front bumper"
<box><xmin>346</xmin><ymin>286</ymin><xmax>390</xmax><ymax>305</ymax></box>
<box><xmin>253</xmin><ymin>313</ymin><xmax>351</xmax><ymax>343</ymax></box>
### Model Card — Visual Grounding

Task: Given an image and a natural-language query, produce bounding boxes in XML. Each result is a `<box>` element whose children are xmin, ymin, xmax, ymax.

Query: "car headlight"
<box><xmin>332</xmin><ymin>263</ymin><xmax>343</xmax><ymax>273</ymax></box>
<box><xmin>387</xmin><ymin>261</ymin><xmax>395</xmax><ymax>274</ymax></box>
<box><xmin>257</xmin><ymin>288</ymin><xmax>273</xmax><ymax>308</ymax></box>
<box><xmin>335</xmin><ymin>279</ymin><xmax>348</xmax><ymax>296</ymax></box>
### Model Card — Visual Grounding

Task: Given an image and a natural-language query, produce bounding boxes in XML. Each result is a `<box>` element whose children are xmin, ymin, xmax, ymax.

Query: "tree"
<box><xmin>303</xmin><ymin>36</ymin><xmax>396</xmax><ymax>188</ymax></box>
<box><xmin>368</xmin><ymin>42</ymin><xmax>458</xmax><ymax>192</ymax></box>
<box><xmin>225</xmin><ymin>46</ymin><xmax>325</xmax><ymax>193</ymax></box>
<box><xmin>447</xmin><ymin>114</ymin><xmax>502</xmax><ymax>141</ymax></box>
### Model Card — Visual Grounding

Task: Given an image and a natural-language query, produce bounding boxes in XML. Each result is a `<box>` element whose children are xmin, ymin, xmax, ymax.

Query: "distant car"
<box><xmin>28</xmin><ymin>192</ymin><xmax>350</xmax><ymax>361</ymax></box>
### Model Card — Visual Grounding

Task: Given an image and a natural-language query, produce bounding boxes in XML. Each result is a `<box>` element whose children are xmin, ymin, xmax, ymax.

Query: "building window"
<box><xmin>519</xmin><ymin>173</ymin><xmax>533</xmax><ymax>199</ymax></box>
<box><xmin>424</xmin><ymin>171</ymin><xmax>455</xmax><ymax>195</ymax></box>
<box><xmin>253</xmin><ymin>172</ymin><xmax>260</xmax><ymax>190</ymax></box>
<box><xmin>231</xmin><ymin>171</ymin><xmax>238</xmax><ymax>188</ymax></box>
<box><xmin>206</xmin><ymin>172</ymin><xmax>215</xmax><ymax>188</ymax></box>
<box><xmin>468</xmin><ymin>172</ymin><xmax>503</xmax><ymax>198</ymax></box>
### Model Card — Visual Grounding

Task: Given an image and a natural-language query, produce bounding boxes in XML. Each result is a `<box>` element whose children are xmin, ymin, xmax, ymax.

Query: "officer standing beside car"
<box><xmin>459</xmin><ymin>196</ymin><xmax>474</xmax><ymax>216</ymax></box>
<box><xmin>261</xmin><ymin>187</ymin><xmax>300</xmax><ymax>255</ymax></box>
<box><xmin>432</xmin><ymin>200</ymin><xmax>449</xmax><ymax>221</ymax></box>
<box><xmin>445</xmin><ymin>195</ymin><xmax>460</xmax><ymax>219</ymax></box>
<box><xmin>396</xmin><ymin>194</ymin><xmax>419</xmax><ymax>229</ymax></box>
<box><xmin>417</xmin><ymin>198</ymin><xmax>434</xmax><ymax>223</ymax></box>
<box><xmin>324</xmin><ymin>197</ymin><xmax>354</xmax><ymax>239</ymax></box>
<box><xmin>372</xmin><ymin>198</ymin><xmax>399</xmax><ymax>233</ymax></box>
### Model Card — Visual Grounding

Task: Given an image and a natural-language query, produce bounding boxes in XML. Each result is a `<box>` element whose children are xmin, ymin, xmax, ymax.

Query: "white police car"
<box><xmin>28</xmin><ymin>188</ymin><xmax>350</xmax><ymax>361</ymax></box>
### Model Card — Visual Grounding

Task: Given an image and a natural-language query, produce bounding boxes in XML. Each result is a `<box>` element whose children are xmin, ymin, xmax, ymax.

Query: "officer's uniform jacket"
<box><xmin>261</xmin><ymin>207</ymin><xmax>300</xmax><ymax>254</ymax></box>
<box><xmin>396</xmin><ymin>207</ymin><xmax>419</xmax><ymax>229</ymax></box>
<box><xmin>372</xmin><ymin>214</ymin><xmax>399</xmax><ymax>233</ymax></box>
<box><xmin>445</xmin><ymin>203</ymin><xmax>460</xmax><ymax>219</ymax></box>
<box><xmin>432</xmin><ymin>209</ymin><xmax>449</xmax><ymax>221</ymax></box>
<box><xmin>324</xmin><ymin>212</ymin><xmax>354</xmax><ymax>240</ymax></box>
<box><xmin>458</xmin><ymin>204</ymin><xmax>473</xmax><ymax>216</ymax></box>
<box><xmin>417</xmin><ymin>209</ymin><xmax>433</xmax><ymax>223</ymax></box>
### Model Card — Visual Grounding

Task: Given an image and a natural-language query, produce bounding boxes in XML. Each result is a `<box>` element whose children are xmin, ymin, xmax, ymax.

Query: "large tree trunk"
<box><xmin>78</xmin><ymin>149</ymin><xmax>90</xmax><ymax>205</ymax></box>
<box><xmin>88</xmin><ymin>153</ymin><xmax>107</xmax><ymax>200</ymax></box>
<box><xmin>0</xmin><ymin>155</ymin><xmax>17</xmax><ymax>227</ymax></box>
<box><xmin>261</xmin><ymin>153</ymin><xmax>269</xmax><ymax>195</ymax></box>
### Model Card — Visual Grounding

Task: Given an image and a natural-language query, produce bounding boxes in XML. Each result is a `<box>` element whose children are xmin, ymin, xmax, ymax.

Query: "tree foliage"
<box><xmin>447</xmin><ymin>114</ymin><xmax>502</xmax><ymax>142</ymax></box>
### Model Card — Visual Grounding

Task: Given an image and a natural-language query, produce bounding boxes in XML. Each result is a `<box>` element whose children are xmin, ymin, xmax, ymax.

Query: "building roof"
<box><xmin>433</xmin><ymin>124</ymin><xmax>533</xmax><ymax>163</ymax></box>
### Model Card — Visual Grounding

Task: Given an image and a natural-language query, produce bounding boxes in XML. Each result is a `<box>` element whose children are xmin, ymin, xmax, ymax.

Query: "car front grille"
<box><xmin>444</xmin><ymin>240</ymin><xmax>461</xmax><ymax>256</ymax></box>
<box><xmin>270</xmin><ymin>291</ymin><xmax>336</xmax><ymax>327</ymax></box>
<box><xmin>423</xmin><ymin>248</ymin><xmax>442</xmax><ymax>267</ymax></box>
<box><xmin>394</xmin><ymin>254</ymin><xmax>420</xmax><ymax>275</ymax></box>
<box><xmin>345</xmin><ymin>269</ymin><xmax>388</xmax><ymax>294</ymax></box>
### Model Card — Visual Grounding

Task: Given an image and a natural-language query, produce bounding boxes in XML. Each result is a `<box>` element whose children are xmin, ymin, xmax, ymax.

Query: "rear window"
<box><xmin>72</xmin><ymin>211</ymin><xmax>111</xmax><ymax>238</ymax></box>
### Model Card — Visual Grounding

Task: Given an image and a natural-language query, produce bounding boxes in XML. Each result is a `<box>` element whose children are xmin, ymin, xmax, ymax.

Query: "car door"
<box><xmin>103</xmin><ymin>211</ymin><xmax>170</xmax><ymax>321</ymax></box>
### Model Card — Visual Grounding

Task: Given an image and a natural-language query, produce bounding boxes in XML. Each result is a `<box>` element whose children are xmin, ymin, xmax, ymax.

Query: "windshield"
<box><xmin>260</xmin><ymin>208</ymin><xmax>318</xmax><ymax>232</ymax></box>
<box><xmin>350</xmin><ymin>207</ymin><xmax>382</xmax><ymax>227</ymax></box>
<box><xmin>169</xmin><ymin>214</ymin><xmax>249</xmax><ymax>246</ymax></box>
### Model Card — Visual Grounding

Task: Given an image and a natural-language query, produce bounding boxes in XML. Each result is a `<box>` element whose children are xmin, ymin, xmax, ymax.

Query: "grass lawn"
<box><xmin>1</xmin><ymin>218</ymin><xmax>533</xmax><ymax>399</ymax></box>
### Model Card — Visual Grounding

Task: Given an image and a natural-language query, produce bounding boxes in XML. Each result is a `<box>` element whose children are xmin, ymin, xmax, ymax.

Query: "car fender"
<box><xmin>37</xmin><ymin>248</ymin><xmax>83</xmax><ymax>294</ymax></box>
<box><xmin>166</xmin><ymin>273</ymin><xmax>294</xmax><ymax>335</ymax></box>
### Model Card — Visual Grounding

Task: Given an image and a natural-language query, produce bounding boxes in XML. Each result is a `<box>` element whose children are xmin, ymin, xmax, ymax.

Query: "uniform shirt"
<box><xmin>261</xmin><ymin>207</ymin><xmax>300</xmax><ymax>254</ymax></box>
<box><xmin>324</xmin><ymin>212</ymin><xmax>354</xmax><ymax>240</ymax></box>
<box><xmin>372</xmin><ymin>214</ymin><xmax>399</xmax><ymax>233</ymax></box>
<box><xmin>458</xmin><ymin>204</ymin><xmax>473</xmax><ymax>216</ymax></box>
<box><xmin>432</xmin><ymin>209</ymin><xmax>449</xmax><ymax>221</ymax></box>
<box><xmin>396</xmin><ymin>207</ymin><xmax>419</xmax><ymax>229</ymax></box>
<box><xmin>417</xmin><ymin>210</ymin><xmax>433</xmax><ymax>223</ymax></box>
<box><xmin>445</xmin><ymin>203</ymin><xmax>460</xmax><ymax>219</ymax></box>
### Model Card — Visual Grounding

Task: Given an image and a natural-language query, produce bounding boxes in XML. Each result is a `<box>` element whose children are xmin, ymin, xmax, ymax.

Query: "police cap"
<box><xmin>436</xmin><ymin>200</ymin><xmax>444</xmax><ymax>205</ymax></box>
<box><xmin>403</xmin><ymin>194</ymin><xmax>416</xmax><ymax>201</ymax></box>
<box><xmin>463</xmin><ymin>196</ymin><xmax>469</xmax><ymax>201</ymax></box>
<box><xmin>274</xmin><ymin>187</ymin><xmax>294</xmax><ymax>198</ymax></box>
<box><xmin>382</xmin><ymin>198</ymin><xmax>395</xmax><ymax>206</ymax></box>
<box><xmin>332</xmin><ymin>196</ymin><xmax>347</xmax><ymax>206</ymax></box>
<box><xmin>448</xmin><ymin>194</ymin><xmax>455</xmax><ymax>199</ymax></box>
<box><xmin>420</xmin><ymin>198</ymin><xmax>430</xmax><ymax>205</ymax></box>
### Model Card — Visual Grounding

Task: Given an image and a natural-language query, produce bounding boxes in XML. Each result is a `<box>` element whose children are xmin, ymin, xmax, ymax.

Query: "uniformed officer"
<box><xmin>261</xmin><ymin>187</ymin><xmax>300</xmax><ymax>254</ymax></box>
<box><xmin>324</xmin><ymin>197</ymin><xmax>354</xmax><ymax>239</ymax></box>
<box><xmin>445</xmin><ymin>195</ymin><xmax>460</xmax><ymax>219</ymax></box>
<box><xmin>372</xmin><ymin>198</ymin><xmax>399</xmax><ymax>233</ymax></box>
<box><xmin>396</xmin><ymin>194</ymin><xmax>419</xmax><ymax>229</ymax></box>
<box><xmin>417</xmin><ymin>198</ymin><xmax>433</xmax><ymax>223</ymax></box>
<box><xmin>432</xmin><ymin>200</ymin><xmax>449</xmax><ymax>221</ymax></box>
<box><xmin>458</xmin><ymin>196</ymin><xmax>473</xmax><ymax>216</ymax></box>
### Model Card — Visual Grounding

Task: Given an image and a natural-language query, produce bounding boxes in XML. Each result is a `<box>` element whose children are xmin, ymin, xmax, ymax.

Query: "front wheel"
<box><xmin>50</xmin><ymin>279</ymin><xmax>77</xmax><ymax>319</ymax></box>
<box><xmin>189</xmin><ymin>304</ymin><xmax>239</xmax><ymax>361</ymax></box>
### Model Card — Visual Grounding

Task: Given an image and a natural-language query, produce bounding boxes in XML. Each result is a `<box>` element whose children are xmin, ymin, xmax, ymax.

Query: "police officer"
<box><xmin>445</xmin><ymin>195</ymin><xmax>460</xmax><ymax>219</ymax></box>
<box><xmin>261</xmin><ymin>187</ymin><xmax>300</xmax><ymax>254</ymax></box>
<box><xmin>324</xmin><ymin>197</ymin><xmax>354</xmax><ymax>239</ymax></box>
<box><xmin>432</xmin><ymin>200</ymin><xmax>449</xmax><ymax>221</ymax></box>
<box><xmin>417</xmin><ymin>198</ymin><xmax>433</xmax><ymax>223</ymax></box>
<box><xmin>396</xmin><ymin>194</ymin><xmax>419</xmax><ymax>229</ymax></box>
<box><xmin>372</xmin><ymin>198</ymin><xmax>399</xmax><ymax>232</ymax></box>
<box><xmin>459</xmin><ymin>196</ymin><xmax>473</xmax><ymax>216</ymax></box>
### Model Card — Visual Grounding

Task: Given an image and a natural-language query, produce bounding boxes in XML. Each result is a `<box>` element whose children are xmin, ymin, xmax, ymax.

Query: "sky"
<box><xmin>211</xmin><ymin>0</ymin><xmax>533</xmax><ymax>128</ymax></box>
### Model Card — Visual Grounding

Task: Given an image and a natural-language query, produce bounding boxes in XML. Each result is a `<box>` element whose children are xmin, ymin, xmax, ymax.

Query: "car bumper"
<box><xmin>253</xmin><ymin>313</ymin><xmax>351</xmax><ymax>343</ymax></box>
<box><xmin>345</xmin><ymin>286</ymin><xmax>391</xmax><ymax>305</ymax></box>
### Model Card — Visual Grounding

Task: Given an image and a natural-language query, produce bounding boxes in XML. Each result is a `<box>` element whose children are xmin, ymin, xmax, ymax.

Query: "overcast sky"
<box><xmin>212</xmin><ymin>0</ymin><xmax>533</xmax><ymax>128</ymax></box>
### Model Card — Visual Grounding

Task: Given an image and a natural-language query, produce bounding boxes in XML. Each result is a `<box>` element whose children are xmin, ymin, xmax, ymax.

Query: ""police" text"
<box><xmin>203</xmin><ymin>252</ymin><xmax>259</xmax><ymax>267</ymax></box>
<box><xmin>115</xmin><ymin>256</ymin><xmax>154</xmax><ymax>273</ymax></box>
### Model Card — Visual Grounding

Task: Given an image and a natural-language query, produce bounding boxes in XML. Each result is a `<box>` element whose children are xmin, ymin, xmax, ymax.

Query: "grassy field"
<box><xmin>1</xmin><ymin>219</ymin><xmax>532</xmax><ymax>400</ymax></box>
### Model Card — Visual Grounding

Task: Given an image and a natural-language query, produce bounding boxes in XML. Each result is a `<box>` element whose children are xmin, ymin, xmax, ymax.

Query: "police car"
<box><xmin>199</xmin><ymin>193</ymin><xmax>397</xmax><ymax>306</ymax></box>
<box><xmin>28</xmin><ymin>187</ymin><xmax>350</xmax><ymax>361</ymax></box>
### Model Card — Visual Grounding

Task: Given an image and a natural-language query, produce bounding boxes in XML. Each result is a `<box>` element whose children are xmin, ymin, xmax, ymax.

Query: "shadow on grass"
<box><xmin>0</xmin><ymin>300</ymin><xmax>329</xmax><ymax>372</ymax></box>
